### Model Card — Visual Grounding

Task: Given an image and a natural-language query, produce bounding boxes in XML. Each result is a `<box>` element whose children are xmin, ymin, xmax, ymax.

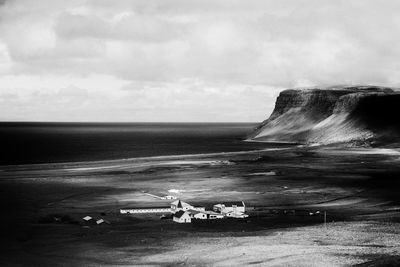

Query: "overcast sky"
<box><xmin>1</xmin><ymin>0</ymin><xmax>400</xmax><ymax>122</ymax></box>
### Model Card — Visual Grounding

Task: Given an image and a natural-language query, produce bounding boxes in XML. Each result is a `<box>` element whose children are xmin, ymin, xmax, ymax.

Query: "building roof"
<box><xmin>120</xmin><ymin>206</ymin><xmax>170</xmax><ymax>210</ymax></box>
<box><xmin>177</xmin><ymin>200</ymin><xmax>183</xmax><ymax>208</ymax></box>
<box><xmin>174</xmin><ymin>210</ymin><xmax>188</xmax><ymax>219</ymax></box>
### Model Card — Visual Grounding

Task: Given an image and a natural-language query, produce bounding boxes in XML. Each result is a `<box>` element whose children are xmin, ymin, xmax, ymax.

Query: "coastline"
<box><xmin>0</xmin><ymin>146</ymin><xmax>295</xmax><ymax>170</ymax></box>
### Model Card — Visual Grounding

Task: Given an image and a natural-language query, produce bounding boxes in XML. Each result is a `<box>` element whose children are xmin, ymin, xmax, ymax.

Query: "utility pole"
<box><xmin>324</xmin><ymin>211</ymin><xmax>327</xmax><ymax>229</ymax></box>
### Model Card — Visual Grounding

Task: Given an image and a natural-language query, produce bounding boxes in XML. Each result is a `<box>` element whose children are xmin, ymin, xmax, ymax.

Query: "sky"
<box><xmin>1</xmin><ymin>0</ymin><xmax>400</xmax><ymax>122</ymax></box>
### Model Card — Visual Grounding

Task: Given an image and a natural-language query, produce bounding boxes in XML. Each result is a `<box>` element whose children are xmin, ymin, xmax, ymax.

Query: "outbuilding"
<box><xmin>213</xmin><ymin>201</ymin><xmax>245</xmax><ymax>214</ymax></box>
<box><xmin>170</xmin><ymin>200</ymin><xmax>205</xmax><ymax>213</ymax></box>
<box><xmin>120</xmin><ymin>207</ymin><xmax>171</xmax><ymax>214</ymax></box>
<box><xmin>204</xmin><ymin>211</ymin><xmax>224</xmax><ymax>219</ymax></box>
<box><xmin>83</xmin><ymin>216</ymin><xmax>92</xmax><ymax>221</ymax></box>
<box><xmin>187</xmin><ymin>209</ymin><xmax>207</xmax><ymax>219</ymax></box>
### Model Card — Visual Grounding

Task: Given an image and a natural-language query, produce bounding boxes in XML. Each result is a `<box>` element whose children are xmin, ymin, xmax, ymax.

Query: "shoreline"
<box><xmin>3</xmin><ymin>143</ymin><xmax>400</xmax><ymax>171</ymax></box>
<box><xmin>0</xmin><ymin>146</ymin><xmax>297</xmax><ymax>170</ymax></box>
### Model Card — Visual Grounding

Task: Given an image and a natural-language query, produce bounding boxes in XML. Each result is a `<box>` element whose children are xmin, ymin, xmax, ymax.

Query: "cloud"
<box><xmin>1</xmin><ymin>0</ymin><xmax>400</xmax><ymax>121</ymax></box>
<box><xmin>55</xmin><ymin>12</ymin><xmax>186</xmax><ymax>43</ymax></box>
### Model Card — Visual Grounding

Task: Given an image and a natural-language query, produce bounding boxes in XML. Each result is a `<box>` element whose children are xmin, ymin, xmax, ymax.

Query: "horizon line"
<box><xmin>0</xmin><ymin>121</ymin><xmax>260</xmax><ymax>124</ymax></box>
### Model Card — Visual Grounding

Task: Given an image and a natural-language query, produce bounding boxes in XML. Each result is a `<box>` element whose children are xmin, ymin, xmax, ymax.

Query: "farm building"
<box><xmin>82</xmin><ymin>216</ymin><xmax>92</xmax><ymax>221</ymax></box>
<box><xmin>120</xmin><ymin>207</ymin><xmax>171</xmax><ymax>214</ymax></box>
<box><xmin>187</xmin><ymin>209</ymin><xmax>207</xmax><ymax>219</ymax></box>
<box><xmin>170</xmin><ymin>200</ymin><xmax>205</xmax><ymax>213</ymax></box>
<box><xmin>173</xmin><ymin>210</ymin><xmax>191</xmax><ymax>223</ymax></box>
<box><xmin>204</xmin><ymin>211</ymin><xmax>225</xmax><ymax>219</ymax></box>
<box><xmin>213</xmin><ymin>201</ymin><xmax>245</xmax><ymax>213</ymax></box>
<box><xmin>171</xmin><ymin>200</ymin><xmax>192</xmax><ymax>212</ymax></box>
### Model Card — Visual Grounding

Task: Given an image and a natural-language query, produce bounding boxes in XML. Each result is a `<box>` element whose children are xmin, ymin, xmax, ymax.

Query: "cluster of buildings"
<box><xmin>120</xmin><ymin>200</ymin><xmax>248</xmax><ymax>223</ymax></box>
<box><xmin>171</xmin><ymin>200</ymin><xmax>248</xmax><ymax>223</ymax></box>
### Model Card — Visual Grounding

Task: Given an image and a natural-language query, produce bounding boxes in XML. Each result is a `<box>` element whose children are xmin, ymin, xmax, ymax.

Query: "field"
<box><xmin>1</xmin><ymin>145</ymin><xmax>400</xmax><ymax>266</ymax></box>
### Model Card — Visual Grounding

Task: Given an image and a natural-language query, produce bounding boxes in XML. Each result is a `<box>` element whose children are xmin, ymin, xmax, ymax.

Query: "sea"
<box><xmin>0</xmin><ymin>122</ymin><xmax>289</xmax><ymax>165</ymax></box>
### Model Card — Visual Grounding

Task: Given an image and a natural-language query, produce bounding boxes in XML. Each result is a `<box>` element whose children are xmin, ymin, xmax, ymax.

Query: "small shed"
<box><xmin>204</xmin><ymin>211</ymin><xmax>224</xmax><ymax>219</ymax></box>
<box><xmin>188</xmin><ymin>209</ymin><xmax>207</xmax><ymax>219</ymax></box>
<box><xmin>173</xmin><ymin>210</ymin><xmax>191</xmax><ymax>223</ymax></box>
<box><xmin>83</xmin><ymin>216</ymin><xmax>92</xmax><ymax>221</ymax></box>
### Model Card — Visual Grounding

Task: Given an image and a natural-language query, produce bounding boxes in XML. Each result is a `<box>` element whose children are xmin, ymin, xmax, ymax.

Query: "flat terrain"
<box><xmin>1</xmin><ymin>145</ymin><xmax>400</xmax><ymax>266</ymax></box>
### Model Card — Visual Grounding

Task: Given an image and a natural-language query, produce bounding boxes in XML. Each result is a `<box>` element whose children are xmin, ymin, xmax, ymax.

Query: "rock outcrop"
<box><xmin>249</xmin><ymin>86</ymin><xmax>400</xmax><ymax>145</ymax></box>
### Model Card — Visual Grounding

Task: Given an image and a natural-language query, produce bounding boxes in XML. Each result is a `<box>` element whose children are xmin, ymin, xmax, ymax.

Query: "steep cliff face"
<box><xmin>250</xmin><ymin>86</ymin><xmax>400</xmax><ymax>144</ymax></box>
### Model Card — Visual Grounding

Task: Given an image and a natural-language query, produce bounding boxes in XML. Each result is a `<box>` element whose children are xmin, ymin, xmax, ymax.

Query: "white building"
<box><xmin>120</xmin><ymin>207</ymin><xmax>171</xmax><ymax>214</ymax></box>
<box><xmin>170</xmin><ymin>200</ymin><xmax>205</xmax><ymax>213</ymax></box>
<box><xmin>173</xmin><ymin>210</ymin><xmax>191</xmax><ymax>223</ymax></box>
<box><xmin>170</xmin><ymin>200</ymin><xmax>192</xmax><ymax>212</ymax></box>
<box><xmin>213</xmin><ymin>201</ymin><xmax>245</xmax><ymax>214</ymax></box>
<box><xmin>187</xmin><ymin>209</ymin><xmax>207</xmax><ymax>219</ymax></box>
<box><xmin>82</xmin><ymin>216</ymin><xmax>92</xmax><ymax>221</ymax></box>
<box><xmin>204</xmin><ymin>211</ymin><xmax>224</xmax><ymax>219</ymax></box>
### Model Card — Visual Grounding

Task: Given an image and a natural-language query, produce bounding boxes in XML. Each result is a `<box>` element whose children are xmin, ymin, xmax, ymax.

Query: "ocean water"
<box><xmin>0</xmin><ymin>122</ymin><xmax>288</xmax><ymax>165</ymax></box>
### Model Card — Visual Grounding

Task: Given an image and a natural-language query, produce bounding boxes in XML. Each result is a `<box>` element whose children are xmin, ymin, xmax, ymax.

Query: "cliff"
<box><xmin>249</xmin><ymin>86</ymin><xmax>400</xmax><ymax>145</ymax></box>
